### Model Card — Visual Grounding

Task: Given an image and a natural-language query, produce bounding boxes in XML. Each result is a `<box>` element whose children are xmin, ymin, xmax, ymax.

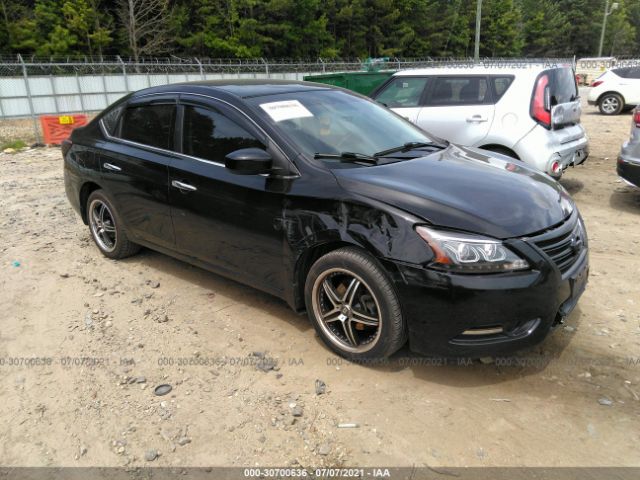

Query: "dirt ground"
<box><xmin>1</xmin><ymin>94</ymin><xmax>639</xmax><ymax>469</ymax></box>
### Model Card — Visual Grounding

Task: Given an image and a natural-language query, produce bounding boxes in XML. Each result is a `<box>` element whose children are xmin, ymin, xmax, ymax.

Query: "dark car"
<box><xmin>617</xmin><ymin>106</ymin><xmax>640</xmax><ymax>188</ymax></box>
<box><xmin>63</xmin><ymin>80</ymin><xmax>589</xmax><ymax>360</ymax></box>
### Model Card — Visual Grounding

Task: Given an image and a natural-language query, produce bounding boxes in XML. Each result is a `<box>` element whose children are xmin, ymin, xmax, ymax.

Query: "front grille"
<box><xmin>531</xmin><ymin>219</ymin><xmax>585</xmax><ymax>274</ymax></box>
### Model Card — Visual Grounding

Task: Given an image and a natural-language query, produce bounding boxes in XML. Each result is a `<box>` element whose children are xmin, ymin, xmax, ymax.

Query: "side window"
<box><xmin>612</xmin><ymin>67</ymin><xmax>631</xmax><ymax>78</ymax></box>
<box><xmin>491</xmin><ymin>76</ymin><xmax>513</xmax><ymax>101</ymax></box>
<box><xmin>120</xmin><ymin>104</ymin><xmax>176</xmax><ymax>150</ymax></box>
<box><xmin>374</xmin><ymin>77</ymin><xmax>428</xmax><ymax>108</ymax></box>
<box><xmin>427</xmin><ymin>77</ymin><xmax>490</xmax><ymax>106</ymax></box>
<box><xmin>627</xmin><ymin>68</ymin><xmax>640</xmax><ymax>79</ymax></box>
<box><xmin>101</xmin><ymin>105</ymin><xmax>124</xmax><ymax>136</ymax></box>
<box><xmin>182</xmin><ymin>105</ymin><xmax>263</xmax><ymax>161</ymax></box>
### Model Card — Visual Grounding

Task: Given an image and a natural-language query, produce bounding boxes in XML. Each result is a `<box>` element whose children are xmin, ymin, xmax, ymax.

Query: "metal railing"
<box><xmin>0</xmin><ymin>55</ymin><xmax>576</xmax><ymax>142</ymax></box>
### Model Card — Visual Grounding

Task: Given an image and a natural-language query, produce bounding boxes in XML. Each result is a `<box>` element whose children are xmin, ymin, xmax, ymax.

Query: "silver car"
<box><xmin>372</xmin><ymin>65</ymin><xmax>589</xmax><ymax>178</ymax></box>
<box><xmin>618</xmin><ymin>106</ymin><xmax>640</xmax><ymax>188</ymax></box>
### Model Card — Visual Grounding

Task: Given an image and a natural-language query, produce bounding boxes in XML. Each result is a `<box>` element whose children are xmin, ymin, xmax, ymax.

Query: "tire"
<box><xmin>304</xmin><ymin>247</ymin><xmax>406</xmax><ymax>360</ymax></box>
<box><xmin>86</xmin><ymin>190</ymin><xmax>140</xmax><ymax>259</ymax></box>
<box><xmin>598</xmin><ymin>93</ymin><xmax>624</xmax><ymax>115</ymax></box>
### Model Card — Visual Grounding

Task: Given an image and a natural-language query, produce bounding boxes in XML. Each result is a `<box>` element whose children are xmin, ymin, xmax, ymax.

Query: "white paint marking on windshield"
<box><xmin>260</xmin><ymin>100</ymin><xmax>314</xmax><ymax>122</ymax></box>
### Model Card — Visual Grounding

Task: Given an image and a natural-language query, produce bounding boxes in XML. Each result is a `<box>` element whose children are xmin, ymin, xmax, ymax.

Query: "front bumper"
<box><xmin>617</xmin><ymin>156</ymin><xmax>640</xmax><ymax>188</ymax></box>
<box><xmin>384</xmin><ymin>218</ymin><xmax>589</xmax><ymax>357</ymax></box>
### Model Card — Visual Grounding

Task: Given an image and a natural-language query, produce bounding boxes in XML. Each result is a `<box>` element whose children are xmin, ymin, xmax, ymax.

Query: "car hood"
<box><xmin>332</xmin><ymin>145</ymin><xmax>573</xmax><ymax>239</ymax></box>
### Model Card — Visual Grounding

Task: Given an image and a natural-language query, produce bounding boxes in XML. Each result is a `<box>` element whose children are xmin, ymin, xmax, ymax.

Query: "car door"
<box><xmin>97</xmin><ymin>95</ymin><xmax>178</xmax><ymax>249</ymax></box>
<box><xmin>168</xmin><ymin>96</ymin><xmax>290</xmax><ymax>296</ymax></box>
<box><xmin>372</xmin><ymin>76</ymin><xmax>429</xmax><ymax>123</ymax></box>
<box><xmin>416</xmin><ymin>75</ymin><xmax>495</xmax><ymax>146</ymax></box>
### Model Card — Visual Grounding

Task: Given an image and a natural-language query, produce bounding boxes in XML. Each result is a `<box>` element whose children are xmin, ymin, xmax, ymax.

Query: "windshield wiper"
<box><xmin>374</xmin><ymin>141</ymin><xmax>441</xmax><ymax>157</ymax></box>
<box><xmin>313</xmin><ymin>152</ymin><xmax>378</xmax><ymax>165</ymax></box>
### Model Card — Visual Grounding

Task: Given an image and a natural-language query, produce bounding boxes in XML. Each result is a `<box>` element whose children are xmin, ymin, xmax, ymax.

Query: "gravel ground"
<box><xmin>0</xmin><ymin>95</ymin><xmax>639</xmax><ymax>468</ymax></box>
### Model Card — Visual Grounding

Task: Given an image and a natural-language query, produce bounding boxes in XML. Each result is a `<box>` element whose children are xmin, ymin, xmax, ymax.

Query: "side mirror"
<box><xmin>225</xmin><ymin>148</ymin><xmax>272</xmax><ymax>175</ymax></box>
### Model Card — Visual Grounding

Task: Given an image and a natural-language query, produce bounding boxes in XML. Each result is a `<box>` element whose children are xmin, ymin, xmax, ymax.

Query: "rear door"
<box><xmin>97</xmin><ymin>96</ymin><xmax>178</xmax><ymax>249</ymax></box>
<box><xmin>168</xmin><ymin>96</ymin><xmax>289</xmax><ymax>296</ymax></box>
<box><xmin>416</xmin><ymin>75</ymin><xmax>495</xmax><ymax>145</ymax></box>
<box><xmin>372</xmin><ymin>76</ymin><xmax>429</xmax><ymax>123</ymax></box>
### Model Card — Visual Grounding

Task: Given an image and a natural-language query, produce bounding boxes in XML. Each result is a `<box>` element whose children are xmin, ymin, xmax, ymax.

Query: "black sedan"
<box><xmin>63</xmin><ymin>80</ymin><xmax>589</xmax><ymax>359</ymax></box>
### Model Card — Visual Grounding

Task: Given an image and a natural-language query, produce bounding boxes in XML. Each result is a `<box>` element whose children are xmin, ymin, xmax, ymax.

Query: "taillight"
<box><xmin>61</xmin><ymin>139</ymin><xmax>72</xmax><ymax>157</ymax></box>
<box><xmin>591</xmin><ymin>80</ymin><xmax>604</xmax><ymax>87</ymax></box>
<box><xmin>531</xmin><ymin>74</ymin><xmax>551</xmax><ymax>128</ymax></box>
<box><xmin>634</xmin><ymin>110</ymin><xmax>640</xmax><ymax>127</ymax></box>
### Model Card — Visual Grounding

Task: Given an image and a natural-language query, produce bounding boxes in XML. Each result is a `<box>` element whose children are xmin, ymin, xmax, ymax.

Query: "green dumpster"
<box><xmin>303</xmin><ymin>71</ymin><xmax>395</xmax><ymax>96</ymax></box>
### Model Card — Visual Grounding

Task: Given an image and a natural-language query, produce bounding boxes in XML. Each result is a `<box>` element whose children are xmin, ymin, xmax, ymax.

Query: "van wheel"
<box><xmin>599</xmin><ymin>93</ymin><xmax>623</xmax><ymax>115</ymax></box>
<box><xmin>87</xmin><ymin>190</ymin><xmax>140</xmax><ymax>259</ymax></box>
<box><xmin>304</xmin><ymin>247</ymin><xmax>406</xmax><ymax>360</ymax></box>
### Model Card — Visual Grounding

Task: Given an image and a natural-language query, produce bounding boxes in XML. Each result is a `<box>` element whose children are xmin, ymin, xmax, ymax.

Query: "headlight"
<box><xmin>415</xmin><ymin>225</ymin><xmax>529</xmax><ymax>273</ymax></box>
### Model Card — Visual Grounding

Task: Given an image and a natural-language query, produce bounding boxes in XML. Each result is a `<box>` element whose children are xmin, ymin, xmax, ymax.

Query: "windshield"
<box><xmin>247</xmin><ymin>90</ymin><xmax>434</xmax><ymax>159</ymax></box>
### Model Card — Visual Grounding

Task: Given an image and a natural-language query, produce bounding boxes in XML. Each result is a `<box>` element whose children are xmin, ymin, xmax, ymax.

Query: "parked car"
<box><xmin>617</xmin><ymin>106</ymin><xmax>640</xmax><ymax>188</ymax></box>
<box><xmin>588</xmin><ymin>67</ymin><xmax>640</xmax><ymax>115</ymax></box>
<box><xmin>370</xmin><ymin>65</ymin><xmax>589</xmax><ymax>178</ymax></box>
<box><xmin>63</xmin><ymin>80</ymin><xmax>589</xmax><ymax>359</ymax></box>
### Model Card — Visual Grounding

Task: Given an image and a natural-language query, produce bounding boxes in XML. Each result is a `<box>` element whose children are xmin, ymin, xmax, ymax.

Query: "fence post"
<box><xmin>195</xmin><ymin>58</ymin><xmax>205</xmax><ymax>80</ymax></box>
<box><xmin>261</xmin><ymin>58</ymin><xmax>269</xmax><ymax>78</ymax></box>
<box><xmin>50</xmin><ymin>74</ymin><xmax>60</xmax><ymax>114</ymax></box>
<box><xmin>75</xmin><ymin>72</ymin><xmax>86</xmax><ymax>114</ymax></box>
<box><xmin>319</xmin><ymin>57</ymin><xmax>325</xmax><ymax>73</ymax></box>
<box><xmin>18</xmin><ymin>54</ymin><xmax>41</xmax><ymax>144</ymax></box>
<box><xmin>118</xmin><ymin>56</ymin><xmax>130</xmax><ymax>92</ymax></box>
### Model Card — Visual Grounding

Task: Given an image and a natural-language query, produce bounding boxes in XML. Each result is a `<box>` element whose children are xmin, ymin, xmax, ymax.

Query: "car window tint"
<box><xmin>428</xmin><ymin>77</ymin><xmax>489</xmax><ymax>105</ymax></box>
<box><xmin>612</xmin><ymin>67</ymin><xmax>631</xmax><ymax>78</ymax></box>
<box><xmin>102</xmin><ymin>105</ymin><xmax>123</xmax><ymax>135</ymax></box>
<box><xmin>627</xmin><ymin>67</ymin><xmax>640</xmax><ymax>79</ymax></box>
<box><xmin>375</xmin><ymin>78</ymin><xmax>428</xmax><ymax>107</ymax></box>
<box><xmin>120</xmin><ymin>104</ymin><xmax>175</xmax><ymax>149</ymax></box>
<box><xmin>547</xmin><ymin>67</ymin><xmax>578</xmax><ymax>105</ymax></box>
<box><xmin>491</xmin><ymin>77</ymin><xmax>513</xmax><ymax>101</ymax></box>
<box><xmin>182</xmin><ymin>105</ymin><xmax>263</xmax><ymax>161</ymax></box>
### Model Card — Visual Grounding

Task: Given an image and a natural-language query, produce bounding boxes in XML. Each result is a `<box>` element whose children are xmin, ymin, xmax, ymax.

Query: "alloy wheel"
<box><xmin>601</xmin><ymin>96</ymin><xmax>619</xmax><ymax>114</ymax></box>
<box><xmin>312</xmin><ymin>268</ymin><xmax>382</xmax><ymax>353</ymax></box>
<box><xmin>89</xmin><ymin>199</ymin><xmax>117</xmax><ymax>253</ymax></box>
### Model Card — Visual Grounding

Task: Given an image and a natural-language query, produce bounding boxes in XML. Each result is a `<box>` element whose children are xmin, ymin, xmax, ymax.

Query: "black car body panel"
<box><xmin>64</xmin><ymin>80</ymin><xmax>589</xmax><ymax>357</ymax></box>
<box><xmin>617</xmin><ymin>157</ymin><xmax>640</xmax><ymax>188</ymax></box>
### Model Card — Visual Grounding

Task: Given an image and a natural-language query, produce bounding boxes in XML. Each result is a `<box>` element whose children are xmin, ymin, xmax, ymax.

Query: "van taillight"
<box><xmin>531</xmin><ymin>74</ymin><xmax>551</xmax><ymax>128</ymax></box>
<box><xmin>61</xmin><ymin>139</ymin><xmax>72</xmax><ymax>157</ymax></box>
<box><xmin>591</xmin><ymin>80</ymin><xmax>604</xmax><ymax>87</ymax></box>
<box><xmin>634</xmin><ymin>110</ymin><xmax>640</xmax><ymax>127</ymax></box>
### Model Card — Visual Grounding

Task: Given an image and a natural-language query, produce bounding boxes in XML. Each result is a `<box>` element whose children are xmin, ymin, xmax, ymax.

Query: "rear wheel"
<box><xmin>599</xmin><ymin>93</ymin><xmax>624</xmax><ymax>115</ymax></box>
<box><xmin>87</xmin><ymin>190</ymin><xmax>140</xmax><ymax>259</ymax></box>
<box><xmin>304</xmin><ymin>247</ymin><xmax>406</xmax><ymax>360</ymax></box>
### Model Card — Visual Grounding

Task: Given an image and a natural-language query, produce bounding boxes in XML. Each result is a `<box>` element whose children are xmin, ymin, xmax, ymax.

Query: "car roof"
<box><xmin>394</xmin><ymin>64</ymin><xmax>572</xmax><ymax>77</ymax></box>
<box><xmin>131</xmin><ymin>80</ymin><xmax>333</xmax><ymax>100</ymax></box>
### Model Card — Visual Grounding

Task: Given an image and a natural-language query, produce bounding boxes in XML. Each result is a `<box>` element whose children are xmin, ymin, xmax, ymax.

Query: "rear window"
<box><xmin>546</xmin><ymin>68</ymin><xmax>578</xmax><ymax>106</ymax></box>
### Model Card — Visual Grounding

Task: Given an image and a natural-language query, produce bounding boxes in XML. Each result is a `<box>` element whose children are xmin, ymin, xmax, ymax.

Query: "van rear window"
<box><xmin>547</xmin><ymin>67</ymin><xmax>578</xmax><ymax>106</ymax></box>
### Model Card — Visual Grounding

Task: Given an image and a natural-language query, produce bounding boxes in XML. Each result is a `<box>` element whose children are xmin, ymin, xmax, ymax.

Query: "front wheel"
<box><xmin>599</xmin><ymin>93</ymin><xmax>624</xmax><ymax>115</ymax></box>
<box><xmin>87</xmin><ymin>190</ymin><xmax>140</xmax><ymax>259</ymax></box>
<box><xmin>304</xmin><ymin>247</ymin><xmax>406</xmax><ymax>360</ymax></box>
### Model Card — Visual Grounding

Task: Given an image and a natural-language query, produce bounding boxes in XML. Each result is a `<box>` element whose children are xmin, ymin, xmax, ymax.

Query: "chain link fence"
<box><xmin>0</xmin><ymin>55</ymin><xmax>576</xmax><ymax>142</ymax></box>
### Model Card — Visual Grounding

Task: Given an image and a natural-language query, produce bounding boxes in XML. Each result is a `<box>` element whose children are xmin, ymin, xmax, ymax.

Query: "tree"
<box><xmin>118</xmin><ymin>0</ymin><xmax>173</xmax><ymax>61</ymax></box>
<box><xmin>518</xmin><ymin>0</ymin><xmax>571</xmax><ymax>57</ymax></box>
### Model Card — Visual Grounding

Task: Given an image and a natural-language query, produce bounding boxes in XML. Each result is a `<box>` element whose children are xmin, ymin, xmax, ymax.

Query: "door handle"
<box><xmin>103</xmin><ymin>162</ymin><xmax>121</xmax><ymax>171</ymax></box>
<box><xmin>466</xmin><ymin>115</ymin><xmax>488</xmax><ymax>123</ymax></box>
<box><xmin>171</xmin><ymin>180</ymin><xmax>197</xmax><ymax>192</ymax></box>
